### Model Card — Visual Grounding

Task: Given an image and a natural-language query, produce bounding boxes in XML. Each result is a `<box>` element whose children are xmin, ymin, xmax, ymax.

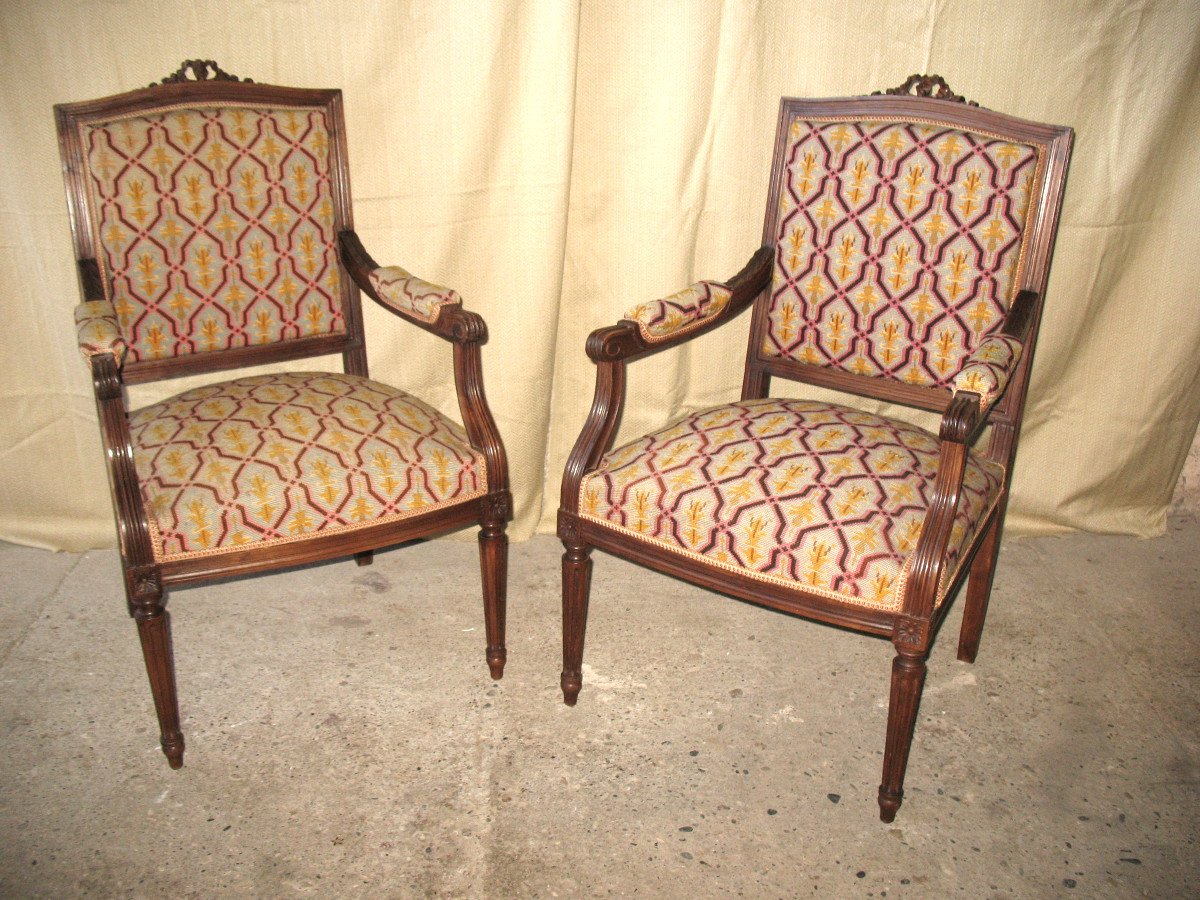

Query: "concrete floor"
<box><xmin>0</xmin><ymin>519</ymin><xmax>1196</xmax><ymax>898</ymax></box>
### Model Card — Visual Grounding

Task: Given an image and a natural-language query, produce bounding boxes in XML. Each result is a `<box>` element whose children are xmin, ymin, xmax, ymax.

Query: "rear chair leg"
<box><xmin>561</xmin><ymin>542</ymin><xmax>593</xmax><ymax>705</ymax></box>
<box><xmin>479</xmin><ymin>518</ymin><xmax>508</xmax><ymax>679</ymax></box>
<box><xmin>354</xmin><ymin>550</ymin><xmax>374</xmax><ymax>567</ymax></box>
<box><xmin>127</xmin><ymin>568</ymin><xmax>184</xmax><ymax>768</ymax></box>
<box><xmin>958</xmin><ymin>514</ymin><xmax>1001</xmax><ymax>663</ymax></box>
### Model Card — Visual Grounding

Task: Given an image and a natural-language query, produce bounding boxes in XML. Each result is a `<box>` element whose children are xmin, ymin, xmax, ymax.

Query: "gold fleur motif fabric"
<box><xmin>369</xmin><ymin>266</ymin><xmax>461</xmax><ymax>323</ymax></box>
<box><xmin>766</xmin><ymin>117</ymin><xmax>1040</xmax><ymax>388</ymax></box>
<box><xmin>953</xmin><ymin>334</ymin><xmax>1022</xmax><ymax>406</ymax></box>
<box><xmin>579</xmin><ymin>399</ymin><xmax>1004</xmax><ymax>611</ymax></box>
<box><xmin>74</xmin><ymin>300</ymin><xmax>127</xmax><ymax>363</ymax></box>
<box><xmin>130</xmin><ymin>372</ymin><xmax>486</xmax><ymax>561</ymax></box>
<box><xmin>625</xmin><ymin>281</ymin><xmax>732</xmax><ymax>343</ymax></box>
<box><xmin>81</xmin><ymin>105</ymin><xmax>346</xmax><ymax>362</ymax></box>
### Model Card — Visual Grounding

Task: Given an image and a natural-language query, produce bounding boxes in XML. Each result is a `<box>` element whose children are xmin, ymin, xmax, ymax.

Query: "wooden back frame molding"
<box><xmin>54</xmin><ymin>62</ymin><xmax>511</xmax><ymax>769</ymax></box>
<box><xmin>557</xmin><ymin>77</ymin><xmax>1073</xmax><ymax>821</ymax></box>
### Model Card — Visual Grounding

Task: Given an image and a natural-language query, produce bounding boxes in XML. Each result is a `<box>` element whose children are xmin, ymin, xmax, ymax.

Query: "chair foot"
<box><xmin>561</xmin><ymin>670</ymin><xmax>581</xmax><ymax>706</ymax></box>
<box><xmin>487</xmin><ymin>647</ymin><xmax>506</xmax><ymax>680</ymax></box>
<box><xmin>354</xmin><ymin>550</ymin><xmax>374</xmax><ymax>567</ymax></box>
<box><xmin>163</xmin><ymin>733</ymin><xmax>186</xmax><ymax>769</ymax></box>
<box><xmin>877</xmin><ymin>787</ymin><xmax>902</xmax><ymax>822</ymax></box>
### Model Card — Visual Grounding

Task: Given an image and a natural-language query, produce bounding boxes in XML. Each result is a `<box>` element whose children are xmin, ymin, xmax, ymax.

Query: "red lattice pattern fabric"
<box><xmin>953</xmin><ymin>334</ymin><xmax>1022</xmax><ymax>406</ymax></box>
<box><xmin>764</xmin><ymin>117</ymin><xmax>1041</xmax><ymax>388</ymax></box>
<box><xmin>369</xmin><ymin>266</ymin><xmax>461</xmax><ymax>323</ymax></box>
<box><xmin>579</xmin><ymin>399</ymin><xmax>1004</xmax><ymax>611</ymax></box>
<box><xmin>81</xmin><ymin>105</ymin><xmax>346</xmax><ymax>362</ymax></box>
<box><xmin>625</xmin><ymin>281</ymin><xmax>732</xmax><ymax>343</ymax></box>
<box><xmin>75</xmin><ymin>300</ymin><xmax>127</xmax><ymax>363</ymax></box>
<box><xmin>130</xmin><ymin>372</ymin><xmax>485</xmax><ymax>561</ymax></box>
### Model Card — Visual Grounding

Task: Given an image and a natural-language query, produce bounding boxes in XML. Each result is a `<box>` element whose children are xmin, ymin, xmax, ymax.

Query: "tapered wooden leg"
<box><xmin>354</xmin><ymin>550</ymin><xmax>374</xmax><ymax>567</ymax></box>
<box><xmin>127</xmin><ymin>571</ymin><xmax>184</xmax><ymax>769</ymax></box>
<box><xmin>561</xmin><ymin>544</ymin><xmax>593</xmax><ymax>706</ymax></box>
<box><xmin>479</xmin><ymin>519</ymin><xmax>508</xmax><ymax>680</ymax></box>
<box><xmin>878</xmin><ymin>648</ymin><xmax>927</xmax><ymax>822</ymax></box>
<box><xmin>958</xmin><ymin>515</ymin><xmax>1001</xmax><ymax>663</ymax></box>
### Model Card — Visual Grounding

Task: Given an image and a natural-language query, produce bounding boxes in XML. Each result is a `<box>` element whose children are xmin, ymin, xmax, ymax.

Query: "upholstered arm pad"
<box><xmin>74</xmin><ymin>300</ymin><xmax>127</xmax><ymax>365</ymax></box>
<box><xmin>953</xmin><ymin>335</ymin><xmax>1023</xmax><ymax>407</ymax></box>
<box><xmin>369</xmin><ymin>266</ymin><xmax>462</xmax><ymax>324</ymax></box>
<box><xmin>624</xmin><ymin>281</ymin><xmax>733</xmax><ymax>343</ymax></box>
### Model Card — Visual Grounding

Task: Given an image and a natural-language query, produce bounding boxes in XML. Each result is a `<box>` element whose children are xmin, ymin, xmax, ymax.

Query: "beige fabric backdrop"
<box><xmin>1</xmin><ymin>0</ymin><xmax>1197</xmax><ymax>552</ymax></box>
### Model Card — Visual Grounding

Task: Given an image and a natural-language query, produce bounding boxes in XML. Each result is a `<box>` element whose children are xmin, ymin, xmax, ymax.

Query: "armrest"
<box><xmin>587</xmin><ymin>246</ymin><xmax>774</xmax><ymax>362</ymax></box>
<box><xmin>951</xmin><ymin>334</ymin><xmax>1022</xmax><ymax>409</ymax></box>
<box><xmin>625</xmin><ymin>281</ymin><xmax>732</xmax><ymax>343</ymax></box>
<box><xmin>339</xmin><ymin>230</ymin><xmax>483</xmax><ymax>344</ymax></box>
<box><xmin>75</xmin><ymin>299</ymin><xmax>127</xmax><ymax>366</ymax></box>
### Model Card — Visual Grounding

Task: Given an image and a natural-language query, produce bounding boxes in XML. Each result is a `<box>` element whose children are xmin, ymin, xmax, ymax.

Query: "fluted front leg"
<box><xmin>561</xmin><ymin>544</ymin><xmax>593</xmax><ymax>705</ymax></box>
<box><xmin>127</xmin><ymin>568</ymin><xmax>184</xmax><ymax>768</ymax></box>
<box><xmin>479</xmin><ymin>517</ymin><xmax>508</xmax><ymax>680</ymax></box>
<box><xmin>878</xmin><ymin>647</ymin><xmax>928</xmax><ymax>822</ymax></box>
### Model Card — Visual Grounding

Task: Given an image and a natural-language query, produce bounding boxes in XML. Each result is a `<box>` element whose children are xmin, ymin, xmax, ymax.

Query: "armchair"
<box><xmin>558</xmin><ymin>76</ymin><xmax>1072</xmax><ymax>820</ymax></box>
<box><xmin>55</xmin><ymin>60</ymin><xmax>510</xmax><ymax>768</ymax></box>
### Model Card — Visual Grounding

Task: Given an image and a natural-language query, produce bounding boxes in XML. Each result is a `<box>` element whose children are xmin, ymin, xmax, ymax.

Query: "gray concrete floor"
<box><xmin>0</xmin><ymin>519</ymin><xmax>1197</xmax><ymax>898</ymax></box>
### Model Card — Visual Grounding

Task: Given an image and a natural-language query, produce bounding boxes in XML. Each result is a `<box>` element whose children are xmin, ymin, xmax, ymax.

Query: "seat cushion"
<box><xmin>578</xmin><ymin>399</ymin><xmax>1004</xmax><ymax>612</ymax></box>
<box><xmin>130</xmin><ymin>372</ymin><xmax>486</xmax><ymax>561</ymax></box>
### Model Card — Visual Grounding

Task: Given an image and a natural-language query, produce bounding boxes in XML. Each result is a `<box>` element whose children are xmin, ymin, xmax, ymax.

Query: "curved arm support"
<box><xmin>560</xmin><ymin>359</ymin><xmax>627</xmax><ymax>513</ymax></box>
<box><xmin>339</xmin><ymin>230</ymin><xmax>484</xmax><ymax>344</ymax></box>
<box><xmin>91</xmin><ymin>353</ymin><xmax>155</xmax><ymax>573</ymax></box>
<box><xmin>587</xmin><ymin>246</ymin><xmax>774</xmax><ymax>363</ymax></box>
<box><xmin>899</xmin><ymin>392</ymin><xmax>984</xmax><ymax>625</ymax></box>
<box><xmin>1001</xmin><ymin>289</ymin><xmax>1040</xmax><ymax>344</ymax></box>
<box><xmin>453</xmin><ymin>338</ymin><xmax>509</xmax><ymax>497</ymax></box>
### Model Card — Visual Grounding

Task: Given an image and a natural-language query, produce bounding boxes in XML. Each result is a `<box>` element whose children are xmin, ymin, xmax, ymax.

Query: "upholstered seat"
<box><xmin>130</xmin><ymin>372</ymin><xmax>487</xmax><ymax>562</ymax></box>
<box><xmin>578</xmin><ymin>399</ymin><xmax>1003</xmax><ymax>612</ymax></box>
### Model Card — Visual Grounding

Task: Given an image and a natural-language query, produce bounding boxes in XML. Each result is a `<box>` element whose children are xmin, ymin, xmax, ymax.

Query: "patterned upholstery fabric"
<box><xmin>75</xmin><ymin>300</ymin><xmax>127</xmax><ymax>363</ymax></box>
<box><xmin>80</xmin><ymin>105</ymin><xmax>346</xmax><ymax>362</ymax></box>
<box><xmin>625</xmin><ymin>281</ymin><xmax>733</xmax><ymax>343</ymax></box>
<box><xmin>130</xmin><ymin>372</ymin><xmax>485</xmax><ymax>561</ymax></box>
<box><xmin>765</xmin><ymin>117</ymin><xmax>1042</xmax><ymax>388</ymax></box>
<box><xmin>953</xmin><ymin>334</ymin><xmax>1022</xmax><ymax>406</ymax></box>
<box><xmin>579</xmin><ymin>399</ymin><xmax>1004</xmax><ymax>612</ymax></box>
<box><xmin>369</xmin><ymin>266</ymin><xmax>461</xmax><ymax>323</ymax></box>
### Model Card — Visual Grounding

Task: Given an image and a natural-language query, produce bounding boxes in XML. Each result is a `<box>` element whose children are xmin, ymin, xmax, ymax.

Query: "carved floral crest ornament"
<box><xmin>874</xmin><ymin>73</ymin><xmax>979</xmax><ymax>106</ymax></box>
<box><xmin>153</xmin><ymin>59</ymin><xmax>252</xmax><ymax>86</ymax></box>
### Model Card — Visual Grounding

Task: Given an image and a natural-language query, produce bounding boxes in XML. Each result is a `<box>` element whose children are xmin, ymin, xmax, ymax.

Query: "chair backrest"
<box><xmin>746</xmin><ymin>87</ymin><xmax>1072</xmax><ymax>421</ymax></box>
<box><xmin>55</xmin><ymin>62</ymin><xmax>363</xmax><ymax>384</ymax></box>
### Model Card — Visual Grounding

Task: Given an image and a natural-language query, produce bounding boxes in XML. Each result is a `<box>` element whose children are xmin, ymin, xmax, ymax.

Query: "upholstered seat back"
<box><xmin>76</xmin><ymin>104</ymin><xmax>346</xmax><ymax>362</ymax></box>
<box><xmin>761</xmin><ymin>115</ymin><xmax>1041</xmax><ymax>389</ymax></box>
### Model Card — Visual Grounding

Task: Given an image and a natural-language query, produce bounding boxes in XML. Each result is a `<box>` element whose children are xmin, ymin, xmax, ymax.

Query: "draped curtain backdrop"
<box><xmin>1</xmin><ymin>0</ymin><xmax>1197</xmax><ymax>551</ymax></box>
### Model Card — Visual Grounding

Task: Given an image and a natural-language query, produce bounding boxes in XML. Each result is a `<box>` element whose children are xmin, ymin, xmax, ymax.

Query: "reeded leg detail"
<box><xmin>561</xmin><ymin>544</ymin><xmax>593</xmax><ymax>706</ymax></box>
<box><xmin>132</xmin><ymin>598</ymin><xmax>185</xmax><ymax>769</ymax></box>
<box><xmin>958</xmin><ymin>515</ymin><xmax>1001</xmax><ymax>663</ymax></box>
<box><xmin>479</xmin><ymin>519</ymin><xmax>508</xmax><ymax>680</ymax></box>
<box><xmin>354</xmin><ymin>550</ymin><xmax>374</xmax><ymax>567</ymax></box>
<box><xmin>878</xmin><ymin>649</ymin><xmax>928</xmax><ymax>822</ymax></box>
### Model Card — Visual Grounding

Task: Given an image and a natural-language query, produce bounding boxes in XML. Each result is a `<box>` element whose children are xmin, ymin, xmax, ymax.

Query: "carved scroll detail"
<box><xmin>875</xmin><ymin>74</ymin><xmax>977</xmax><ymax>107</ymax></box>
<box><xmin>154</xmin><ymin>60</ymin><xmax>252</xmax><ymax>87</ymax></box>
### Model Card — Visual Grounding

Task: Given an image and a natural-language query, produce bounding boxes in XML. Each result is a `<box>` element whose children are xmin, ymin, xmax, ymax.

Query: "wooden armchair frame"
<box><xmin>558</xmin><ymin>77</ymin><xmax>1072</xmax><ymax>820</ymax></box>
<box><xmin>56</xmin><ymin>61</ymin><xmax>510</xmax><ymax>768</ymax></box>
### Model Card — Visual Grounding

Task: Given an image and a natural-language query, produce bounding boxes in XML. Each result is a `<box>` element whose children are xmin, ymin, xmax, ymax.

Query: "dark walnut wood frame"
<box><xmin>558</xmin><ymin>78</ymin><xmax>1073</xmax><ymax>821</ymax></box>
<box><xmin>54</xmin><ymin>62</ymin><xmax>511</xmax><ymax>769</ymax></box>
